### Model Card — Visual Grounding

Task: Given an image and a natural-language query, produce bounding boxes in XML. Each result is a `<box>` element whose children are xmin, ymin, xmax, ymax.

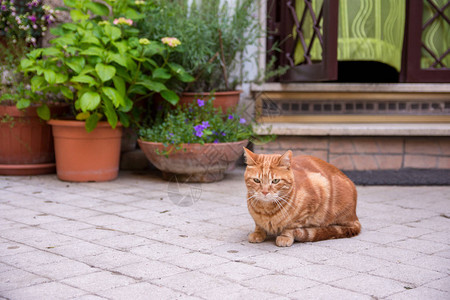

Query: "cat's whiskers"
<box><xmin>276</xmin><ymin>194</ymin><xmax>293</xmax><ymax>205</ymax></box>
<box><xmin>247</xmin><ymin>194</ymin><xmax>257</xmax><ymax>200</ymax></box>
<box><xmin>275</xmin><ymin>195</ymin><xmax>296</xmax><ymax>210</ymax></box>
<box><xmin>247</xmin><ymin>194</ymin><xmax>260</xmax><ymax>208</ymax></box>
<box><xmin>276</xmin><ymin>197</ymin><xmax>293</xmax><ymax>220</ymax></box>
<box><xmin>273</xmin><ymin>198</ymin><xmax>288</xmax><ymax>219</ymax></box>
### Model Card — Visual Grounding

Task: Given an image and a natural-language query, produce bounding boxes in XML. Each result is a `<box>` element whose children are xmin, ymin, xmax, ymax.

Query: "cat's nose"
<box><xmin>262</xmin><ymin>191</ymin><xmax>269</xmax><ymax>196</ymax></box>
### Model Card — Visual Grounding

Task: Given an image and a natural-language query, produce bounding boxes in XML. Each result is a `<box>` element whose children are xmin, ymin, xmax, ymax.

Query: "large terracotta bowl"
<box><xmin>138</xmin><ymin>139</ymin><xmax>248</xmax><ymax>183</ymax></box>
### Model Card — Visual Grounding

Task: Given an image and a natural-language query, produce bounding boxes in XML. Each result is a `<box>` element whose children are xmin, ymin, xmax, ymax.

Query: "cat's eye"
<box><xmin>272</xmin><ymin>179</ymin><xmax>280</xmax><ymax>184</ymax></box>
<box><xmin>253</xmin><ymin>178</ymin><xmax>261</xmax><ymax>183</ymax></box>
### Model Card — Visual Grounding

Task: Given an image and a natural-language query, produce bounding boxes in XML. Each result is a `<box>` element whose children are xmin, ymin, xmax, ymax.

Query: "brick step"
<box><xmin>253</xmin><ymin>123</ymin><xmax>450</xmax><ymax>171</ymax></box>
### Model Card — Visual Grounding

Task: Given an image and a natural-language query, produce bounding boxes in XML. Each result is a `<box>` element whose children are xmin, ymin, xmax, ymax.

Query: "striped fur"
<box><xmin>244</xmin><ymin>148</ymin><xmax>361</xmax><ymax>247</ymax></box>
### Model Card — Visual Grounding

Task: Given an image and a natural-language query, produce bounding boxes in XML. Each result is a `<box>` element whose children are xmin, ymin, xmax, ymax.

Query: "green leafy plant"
<box><xmin>0</xmin><ymin>0</ymin><xmax>53</xmax><ymax>111</ymax></box>
<box><xmin>0</xmin><ymin>80</ymin><xmax>49</xmax><ymax>113</ymax></box>
<box><xmin>19</xmin><ymin>0</ymin><xmax>193</xmax><ymax>132</ymax></box>
<box><xmin>139</xmin><ymin>98</ymin><xmax>272</xmax><ymax>156</ymax></box>
<box><xmin>1</xmin><ymin>40</ymin><xmax>28</xmax><ymax>97</ymax></box>
<box><xmin>136</xmin><ymin>0</ymin><xmax>262</xmax><ymax>92</ymax></box>
<box><xmin>0</xmin><ymin>40</ymin><xmax>55</xmax><ymax>116</ymax></box>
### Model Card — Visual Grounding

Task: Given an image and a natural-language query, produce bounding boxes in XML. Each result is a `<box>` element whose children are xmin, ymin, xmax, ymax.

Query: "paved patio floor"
<box><xmin>0</xmin><ymin>169</ymin><xmax>449</xmax><ymax>299</ymax></box>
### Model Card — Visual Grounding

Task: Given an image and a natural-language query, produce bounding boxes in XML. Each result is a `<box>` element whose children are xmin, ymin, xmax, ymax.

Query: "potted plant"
<box><xmin>136</xmin><ymin>0</ymin><xmax>261</xmax><ymax>111</ymax></box>
<box><xmin>0</xmin><ymin>1</ymin><xmax>64</xmax><ymax>175</ymax></box>
<box><xmin>0</xmin><ymin>79</ymin><xmax>67</xmax><ymax>176</ymax></box>
<box><xmin>138</xmin><ymin>98</ymin><xmax>262</xmax><ymax>182</ymax></box>
<box><xmin>20</xmin><ymin>0</ymin><xmax>193</xmax><ymax>182</ymax></box>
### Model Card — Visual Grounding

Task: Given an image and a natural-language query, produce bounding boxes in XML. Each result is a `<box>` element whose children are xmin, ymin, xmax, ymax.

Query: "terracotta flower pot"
<box><xmin>0</xmin><ymin>103</ymin><xmax>68</xmax><ymax>175</ymax></box>
<box><xmin>48</xmin><ymin>120</ymin><xmax>123</xmax><ymax>182</ymax></box>
<box><xmin>138</xmin><ymin>139</ymin><xmax>248</xmax><ymax>183</ymax></box>
<box><xmin>179</xmin><ymin>90</ymin><xmax>242</xmax><ymax>112</ymax></box>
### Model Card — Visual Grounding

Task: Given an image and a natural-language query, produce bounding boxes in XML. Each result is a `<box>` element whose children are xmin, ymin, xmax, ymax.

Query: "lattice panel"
<box><xmin>286</xmin><ymin>0</ymin><xmax>324</xmax><ymax>66</ymax></box>
<box><xmin>421</xmin><ymin>0</ymin><xmax>450</xmax><ymax>69</ymax></box>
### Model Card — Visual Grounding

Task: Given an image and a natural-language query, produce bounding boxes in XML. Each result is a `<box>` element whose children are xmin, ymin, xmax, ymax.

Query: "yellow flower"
<box><xmin>98</xmin><ymin>20</ymin><xmax>110</xmax><ymax>26</ymax></box>
<box><xmin>139</xmin><ymin>38</ymin><xmax>150</xmax><ymax>45</ymax></box>
<box><xmin>134</xmin><ymin>0</ymin><xmax>145</xmax><ymax>5</ymax></box>
<box><xmin>161</xmin><ymin>37</ymin><xmax>181</xmax><ymax>48</ymax></box>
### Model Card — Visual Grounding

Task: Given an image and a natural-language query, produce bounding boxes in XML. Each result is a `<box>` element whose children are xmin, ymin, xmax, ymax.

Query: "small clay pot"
<box><xmin>179</xmin><ymin>90</ymin><xmax>242</xmax><ymax>112</ymax></box>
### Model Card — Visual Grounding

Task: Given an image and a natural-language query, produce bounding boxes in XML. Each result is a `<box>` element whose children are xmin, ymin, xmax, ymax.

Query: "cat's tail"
<box><xmin>294</xmin><ymin>220</ymin><xmax>361</xmax><ymax>242</ymax></box>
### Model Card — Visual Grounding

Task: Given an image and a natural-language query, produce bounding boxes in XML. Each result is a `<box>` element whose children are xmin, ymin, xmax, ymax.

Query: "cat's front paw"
<box><xmin>276</xmin><ymin>235</ymin><xmax>294</xmax><ymax>247</ymax></box>
<box><xmin>248</xmin><ymin>232</ymin><xmax>266</xmax><ymax>243</ymax></box>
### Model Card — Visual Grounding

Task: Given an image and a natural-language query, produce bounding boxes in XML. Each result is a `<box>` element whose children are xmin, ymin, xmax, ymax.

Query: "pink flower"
<box><xmin>113</xmin><ymin>17</ymin><xmax>133</xmax><ymax>26</ymax></box>
<box><xmin>161</xmin><ymin>37</ymin><xmax>181</xmax><ymax>47</ymax></box>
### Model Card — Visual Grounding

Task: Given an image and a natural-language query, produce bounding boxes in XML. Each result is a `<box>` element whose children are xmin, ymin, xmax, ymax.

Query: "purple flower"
<box><xmin>1</xmin><ymin>5</ymin><xmax>6</xmax><ymax>11</ymax></box>
<box><xmin>194</xmin><ymin>124</ymin><xmax>204</xmax><ymax>137</ymax></box>
<box><xmin>168</xmin><ymin>133</ymin><xmax>175</xmax><ymax>143</ymax></box>
<box><xmin>193</xmin><ymin>121</ymin><xmax>209</xmax><ymax>138</ymax></box>
<box><xmin>228</xmin><ymin>115</ymin><xmax>233</xmax><ymax>120</ymax></box>
<box><xmin>221</xmin><ymin>132</ymin><xmax>226</xmax><ymax>136</ymax></box>
<box><xmin>28</xmin><ymin>15</ymin><xmax>36</xmax><ymax>23</ymax></box>
<box><xmin>197</xmin><ymin>99</ymin><xmax>205</xmax><ymax>107</ymax></box>
<box><xmin>26</xmin><ymin>0</ymin><xmax>39</xmax><ymax>8</ymax></box>
<box><xmin>214</xmin><ymin>139</ymin><xmax>219</xmax><ymax>144</ymax></box>
<box><xmin>239</xmin><ymin>118</ymin><xmax>246</xmax><ymax>124</ymax></box>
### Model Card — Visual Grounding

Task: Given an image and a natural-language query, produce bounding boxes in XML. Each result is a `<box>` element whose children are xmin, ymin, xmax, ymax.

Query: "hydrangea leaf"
<box><xmin>80</xmin><ymin>91</ymin><xmax>101</xmax><ymax>112</ymax></box>
<box><xmin>160</xmin><ymin>90</ymin><xmax>179</xmax><ymax>106</ymax></box>
<box><xmin>95</xmin><ymin>63</ymin><xmax>116</xmax><ymax>82</ymax></box>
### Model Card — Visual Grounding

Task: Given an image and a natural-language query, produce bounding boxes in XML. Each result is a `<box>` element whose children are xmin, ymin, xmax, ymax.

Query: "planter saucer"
<box><xmin>0</xmin><ymin>163</ymin><xmax>56</xmax><ymax>176</ymax></box>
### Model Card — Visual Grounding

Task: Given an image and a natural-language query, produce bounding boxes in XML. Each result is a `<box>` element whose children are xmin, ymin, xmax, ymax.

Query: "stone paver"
<box><xmin>0</xmin><ymin>169</ymin><xmax>449</xmax><ymax>299</ymax></box>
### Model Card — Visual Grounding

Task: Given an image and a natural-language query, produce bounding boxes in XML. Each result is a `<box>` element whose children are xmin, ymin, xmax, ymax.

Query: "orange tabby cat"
<box><xmin>244</xmin><ymin>148</ymin><xmax>361</xmax><ymax>247</ymax></box>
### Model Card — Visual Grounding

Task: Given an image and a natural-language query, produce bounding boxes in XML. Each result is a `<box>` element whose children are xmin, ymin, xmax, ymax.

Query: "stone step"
<box><xmin>251</xmin><ymin>83</ymin><xmax>450</xmax><ymax>123</ymax></box>
<box><xmin>255</xmin><ymin>123</ymin><xmax>450</xmax><ymax>136</ymax></box>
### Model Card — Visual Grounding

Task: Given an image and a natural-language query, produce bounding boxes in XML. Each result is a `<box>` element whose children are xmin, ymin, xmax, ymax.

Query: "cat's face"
<box><xmin>244</xmin><ymin>148</ymin><xmax>294</xmax><ymax>202</ymax></box>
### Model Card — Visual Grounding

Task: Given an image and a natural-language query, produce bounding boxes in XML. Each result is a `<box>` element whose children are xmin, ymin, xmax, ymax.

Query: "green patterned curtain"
<box><xmin>294</xmin><ymin>0</ymin><xmax>406</xmax><ymax>72</ymax></box>
<box><xmin>421</xmin><ymin>0</ymin><xmax>450</xmax><ymax>69</ymax></box>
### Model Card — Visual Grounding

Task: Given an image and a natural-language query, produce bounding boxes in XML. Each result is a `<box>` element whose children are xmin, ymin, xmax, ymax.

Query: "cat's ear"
<box><xmin>243</xmin><ymin>147</ymin><xmax>258</xmax><ymax>166</ymax></box>
<box><xmin>279</xmin><ymin>150</ymin><xmax>292</xmax><ymax>168</ymax></box>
